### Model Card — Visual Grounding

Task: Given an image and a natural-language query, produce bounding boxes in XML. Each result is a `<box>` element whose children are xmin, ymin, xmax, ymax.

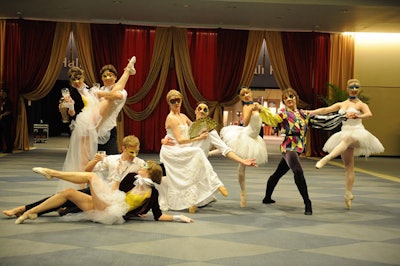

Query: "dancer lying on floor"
<box><xmin>3</xmin><ymin>135</ymin><xmax>144</xmax><ymax>218</ymax></box>
<box><xmin>15</xmin><ymin>160</ymin><xmax>193</xmax><ymax>225</ymax></box>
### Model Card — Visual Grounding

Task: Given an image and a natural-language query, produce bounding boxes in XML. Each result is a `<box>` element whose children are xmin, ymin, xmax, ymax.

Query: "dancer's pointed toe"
<box><xmin>315</xmin><ymin>159</ymin><xmax>326</xmax><ymax>169</ymax></box>
<box><xmin>218</xmin><ymin>186</ymin><xmax>228</xmax><ymax>197</ymax></box>
<box><xmin>127</xmin><ymin>56</ymin><xmax>136</xmax><ymax>75</ymax></box>
<box><xmin>15</xmin><ymin>213</ymin><xmax>37</xmax><ymax>224</ymax></box>
<box><xmin>344</xmin><ymin>191</ymin><xmax>355</xmax><ymax>210</ymax></box>
<box><xmin>32</xmin><ymin>167</ymin><xmax>52</xmax><ymax>180</ymax></box>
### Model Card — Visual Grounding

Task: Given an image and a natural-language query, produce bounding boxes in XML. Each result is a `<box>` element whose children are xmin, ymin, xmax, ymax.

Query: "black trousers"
<box><xmin>265</xmin><ymin>151</ymin><xmax>311</xmax><ymax>204</ymax></box>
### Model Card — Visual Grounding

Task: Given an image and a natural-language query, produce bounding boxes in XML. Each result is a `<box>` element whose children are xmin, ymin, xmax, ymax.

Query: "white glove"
<box><xmin>173</xmin><ymin>215</ymin><xmax>194</xmax><ymax>223</ymax></box>
<box><xmin>63</xmin><ymin>99</ymin><xmax>75</xmax><ymax>111</ymax></box>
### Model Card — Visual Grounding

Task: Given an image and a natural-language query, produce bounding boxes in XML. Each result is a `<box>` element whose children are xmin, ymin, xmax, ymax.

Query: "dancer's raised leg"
<box><xmin>316</xmin><ymin>136</ymin><xmax>358</xmax><ymax>169</ymax></box>
<box><xmin>111</xmin><ymin>56</ymin><xmax>136</xmax><ymax>93</ymax></box>
<box><xmin>33</xmin><ymin>167</ymin><xmax>95</xmax><ymax>184</ymax></box>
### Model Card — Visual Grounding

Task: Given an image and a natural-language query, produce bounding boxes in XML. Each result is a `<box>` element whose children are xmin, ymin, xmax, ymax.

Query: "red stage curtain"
<box><xmin>214</xmin><ymin>29</ymin><xmax>248</xmax><ymax>101</ymax></box>
<box><xmin>281</xmin><ymin>32</ymin><xmax>314</xmax><ymax>104</ymax></box>
<box><xmin>4</xmin><ymin>20</ymin><xmax>56</xmax><ymax>95</ymax></box>
<box><xmin>4</xmin><ymin>20</ymin><xmax>56</xmax><ymax>144</ymax></box>
<box><xmin>311</xmin><ymin>33</ymin><xmax>331</xmax><ymax>156</ymax></box>
<box><xmin>91</xmin><ymin>24</ymin><xmax>125</xmax><ymax>79</ymax></box>
<box><xmin>121</xmin><ymin>27</ymin><xmax>248</xmax><ymax>152</ymax></box>
<box><xmin>281</xmin><ymin>32</ymin><xmax>330</xmax><ymax>156</ymax></box>
<box><xmin>121</xmin><ymin>26</ymin><xmax>167</xmax><ymax>152</ymax></box>
<box><xmin>188</xmin><ymin>29</ymin><xmax>217</xmax><ymax>101</ymax></box>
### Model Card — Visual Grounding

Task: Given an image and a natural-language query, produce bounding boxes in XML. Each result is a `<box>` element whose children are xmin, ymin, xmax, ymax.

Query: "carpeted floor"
<box><xmin>0</xmin><ymin>136</ymin><xmax>399</xmax><ymax>266</ymax></box>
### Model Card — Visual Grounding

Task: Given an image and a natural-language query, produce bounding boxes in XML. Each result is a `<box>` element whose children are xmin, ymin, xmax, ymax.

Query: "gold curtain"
<box><xmin>239</xmin><ymin>31</ymin><xmax>264</xmax><ymax>90</ymax></box>
<box><xmin>15</xmin><ymin>22</ymin><xmax>72</xmax><ymax>150</ymax></box>
<box><xmin>329</xmin><ymin>34</ymin><xmax>355</xmax><ymax>90</ymax></box>
<box><xmin>265</xmin><ymin>31</ymin><xmax>291</xmax><ymax>90</ymax></box>
<box><xmin>72</xmin><ymin>23</ymin><xmax>96</xmax><ymax>87</ymax></box>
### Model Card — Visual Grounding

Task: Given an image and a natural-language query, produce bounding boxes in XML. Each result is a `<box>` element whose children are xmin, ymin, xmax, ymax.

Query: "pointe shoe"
<box><xmin>315</xmin><ymin>158</ymin><xmax>328</xmax><ymax>169</ymax></box>
<box><xmin>126</xmin><ymin>56</ymin><xmax>136</xmax><ymax>75</ymax></box>
<box><xmin>218</xmin><ymin>186</ymin><xmax>228</xmax><ymax>197</ymax></box>
<box><xmin>344</xmin><ymin>191</ymin><xmax>355</xmax><ymax>210</ymax></box>
<box><xmin>15</xmin><ymin>213</ymin><xmax>38</xmax><ymax>224</ymax></box>
<box><xmin>240</xmin><ymin>191</ymin><xmax>247</xmax><ymax>208</ymax></box>
<box><xmin>188</xmin><ymin>206</ymin><xmax>197</xmax><ymax>213</ymax></box>
<box><xmin>32</xmin><ymin>167</ymin><xmax>52</xmax><ymax>180</ymax></box>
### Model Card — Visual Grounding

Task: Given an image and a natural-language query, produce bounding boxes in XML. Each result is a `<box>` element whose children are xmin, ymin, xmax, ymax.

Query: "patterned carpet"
<box><xmin>0</xmin><ymin>137</ymin><xmax>399</xmax><ymax>266</ymax></box>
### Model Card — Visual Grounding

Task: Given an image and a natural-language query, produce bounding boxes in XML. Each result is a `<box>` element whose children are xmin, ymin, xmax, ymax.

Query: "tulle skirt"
<box><xmin>62</xmin><ymin>176</ymin><xmax>129</xmax><ymax>225</ymax></box>
<box><xmin>220</xmin><ymin>114</ymin><xmax>268</xmax><ymax>165</ymax></box>
<box><xmin>323</xmin><ymin>124</ymin><xmax>384</xmax><ymax>157</ymax></box>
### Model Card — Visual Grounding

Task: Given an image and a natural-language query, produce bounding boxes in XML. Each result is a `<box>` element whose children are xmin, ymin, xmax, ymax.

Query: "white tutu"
<box><xmin>220</xmin><ymin>112</ymin><xmax>268</xmax><ymax>165</ymax></box>
<box><xmin>159</xmin><ymin>125</ymin><xmax>224</xmax><ymax>211</ymax></box>
<box><xmin>323</xmin><ymin>108</ymin><xmax>384</xmax><ymax>157</ymax></box>
<box><xmin>62</xmin><ymin>175</ymin><xmax>129</xmax><ymax>225</ymax></box>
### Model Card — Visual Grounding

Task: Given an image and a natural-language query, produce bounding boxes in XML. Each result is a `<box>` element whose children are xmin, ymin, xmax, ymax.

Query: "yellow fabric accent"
<box><xmin>125</xmin><ymin>189</ymin><xmax>151</xmax><ymax>211</ymax></box>
<box><xmin>81</xmin><ymin>94</ymin><xmax>88</xmax><ymax>107</ymax></box>
<box><xmin>259</xmin><ymin>107</ymin><xmax>282</xmax><ymax>127</ymax></box>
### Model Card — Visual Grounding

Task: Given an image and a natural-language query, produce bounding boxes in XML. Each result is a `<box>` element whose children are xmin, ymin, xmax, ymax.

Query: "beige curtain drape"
<box><xmin>72</xmin><ymin>23</ymin><xmax>96</xmax><ymax>87</ymax></box>
<box><xmin>329</xmin><ymin>34</ymin><xmax>355</xmax><ymax>90</ymax></box>
<box><xmin>265</xmin><ymin>31</ymin><xmax>291</xmax><ymax>90</ymax></box>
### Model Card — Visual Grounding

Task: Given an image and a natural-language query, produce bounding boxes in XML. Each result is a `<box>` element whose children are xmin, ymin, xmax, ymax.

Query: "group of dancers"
<box><xmin>2</xmin><ymin>57</ymin><xmax>384</xmax><ymax>224</ymax></box>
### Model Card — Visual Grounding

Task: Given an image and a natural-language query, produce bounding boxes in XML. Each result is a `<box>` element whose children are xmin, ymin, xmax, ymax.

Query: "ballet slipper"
<box><xmin>315</xmin><ymin>157</ymin><xmax>328</xmax><ymax>169</ymax></box>
<box><xmin>15</xmin><ymin>213</ymin><xmax>38</xmax><ymax>224</ymax></box>
<box><xmin>32</xmin><ymin>167</ymin><xmax>52</xmax><ymax>180</ymax></box>
<box><xmin>2</xmin><ymin>206</ymin><xmax>25</xmax><ymax>217</ymax></box>
<box><xmin>125</xmin><ymin>56</ymin><xmax>136</xmax><ymax>75</ymax></box>
<box><xmin>218</xmin><ymin>186</ymin><xmax>229</xmax><ymax>197</ymax></box>
<box><xmin>240</xmin><ymin>190</ymin><xmax>247</xmax><ymax>208</ymax></box>
<box><xmin>344</xmin><ymin>191</ymin><xmax>355</xmax><ymax>210</ymax></box>
<box><xmin>188</xmin><ymin>206</ymin><xmax>197</xmax><ymax>213</ymax></box>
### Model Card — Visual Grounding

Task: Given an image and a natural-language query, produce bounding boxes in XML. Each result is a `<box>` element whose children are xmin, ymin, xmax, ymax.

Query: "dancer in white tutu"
<box><xmin>159</xmin><ymin>90</ymin><xmax>228</xmax><ymax>213</ymax></box>
<box><xmin>309</xmin><ymin>79</ymin><xmax>384</xmax><ymax>209</ymax></box>
<box><xmin>59</xmin><ymin>57</ymin><xmax>136</xmax><ymax>191</ymax></box>
<box><xmin>220</xmin><ymin>87</ymin><xmax>268</xmax><ymax>207</ymax></box>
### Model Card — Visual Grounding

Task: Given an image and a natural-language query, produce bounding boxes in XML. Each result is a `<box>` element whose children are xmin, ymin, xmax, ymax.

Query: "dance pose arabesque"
<box><xmin>58</xmin><ymin>58</ymin><xmax>135</xmax><ymax>192</ymax></box>
<box><xmin>308</xmin><ymin>79</ymin><xmax>384</xmax><ymax>209</ymax></box>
